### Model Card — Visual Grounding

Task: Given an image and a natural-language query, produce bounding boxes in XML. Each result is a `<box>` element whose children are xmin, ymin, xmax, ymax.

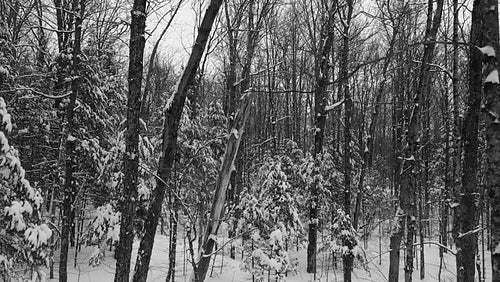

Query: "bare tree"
<box><xmin>114</xmin><ymin>0</ymin><xmax>147</xmax><ymax>281</ymax></box>
<box><xmin>132</xmin><ymin>1</ymin><xmax>223</xmax><ymax>280</ymax></box>
<box><xmin>340</xmin><ymin>0</ymin><xmax>354</xmax><ymax>280</ymax></box>
<box><xmin>399</xmin><ymin>0</ymin><xmax>443</xmax><ymax>281</ymax></box>
<box><xmin>59</xmin><ymin>0</ymin><xmax>85</xmax><ymax>280</ymax></box>
<box><xmin>465</xmin><ymin>0</ymin><xmax>499</xmax><ymax>281</ymax></box>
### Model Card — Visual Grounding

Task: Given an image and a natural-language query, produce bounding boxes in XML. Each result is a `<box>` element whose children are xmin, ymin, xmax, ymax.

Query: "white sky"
<box><xmin>145</xmin><ymin>0</ymin><xmax>198</xmax><ymax>68</ymax></box>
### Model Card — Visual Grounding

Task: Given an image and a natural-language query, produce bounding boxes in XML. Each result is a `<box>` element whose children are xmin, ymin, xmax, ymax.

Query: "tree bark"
<box><xmin>455</xmin><ymin>0</ymin><xmax>495</xmax><ymax>280</ymax></box>
<box><xmin>132</xmin><ymin>1</ymin><xmax>223</xmax><ymax>280</ymax></box>
<box><xmin>59</xmin><ymin>0</ymin><xmax>84</xmax><ymax>281</ymax></box>
<box><xmin>400</xmin><ymin>1</ymin><xmax>443</xmax><ymax>281</ymax></box>
<box><xmin>166</xmin><ymin>193</ymin><xmax>178</xmax><ymax>282</ymax></box>
<box><xmin>476</xmin><ymin>1</ymin><xmax>500</xmax><ymax>281</ymax></box>
<box><xmin>353</xmin><ymin>21</ymin><xmax>399</xmax><ymax>230</ymax></box>
<box><xmin>307</xmin><ymin>1</ymin><xmax>335</xmax><ymax>275</ymax></box>
<box><xmin>340</xmin><ymin>1</ymin><xmax>354</xmax><ymax>281</ymax></box>
<box><xmin>114</xmin><ymin>0</ymin><xmax>147</xmax><ymax>281</ymax></box>
<box><xmin>194</xmin><ymin>93</ymin><xmax>252</xmax><ymax>282</ymax></box>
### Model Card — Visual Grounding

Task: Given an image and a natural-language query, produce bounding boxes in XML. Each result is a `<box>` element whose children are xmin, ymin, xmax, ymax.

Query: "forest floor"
<box><xmin>46</xmin><ymin>227</ymin><xmax>493</xmax><ymax>282</ymax></box>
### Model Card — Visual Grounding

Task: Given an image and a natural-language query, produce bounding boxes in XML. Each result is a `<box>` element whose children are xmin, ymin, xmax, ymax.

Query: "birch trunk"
<box><xmin>193</xmin><ymin>93</ymin><xmax>252</xmax><ymax>282</ymax></box>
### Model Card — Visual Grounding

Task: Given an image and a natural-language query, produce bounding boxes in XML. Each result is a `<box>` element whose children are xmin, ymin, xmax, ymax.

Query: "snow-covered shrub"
<box><xmin>85</xmin><ymin>203</ymin><xmax>120</xmax><ymax>266</ymax></box>
<box><xmin>237</xmin><ymin>157</ymin><xmax>302</xmax><ymax>279</ymax></box>
<box><xmin>323</xmin><ymin>209</ymin><xmax>366</xmax><ymax>267</ymax></box>
<box><xmin>0</xmin><ymin>96</ymin><xmax>51</xmax><ymax>277</ymax></box>
<box><xmin>245</xmin><ymin>227</ymin><xmax>293</xmax><ymax>281</ymax></box>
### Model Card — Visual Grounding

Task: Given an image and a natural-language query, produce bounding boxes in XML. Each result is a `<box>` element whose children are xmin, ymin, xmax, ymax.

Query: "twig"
<box><xmin>0</xmin><ymin>87</ymin><xmax>71</xmax><ymax>99</ymax></box>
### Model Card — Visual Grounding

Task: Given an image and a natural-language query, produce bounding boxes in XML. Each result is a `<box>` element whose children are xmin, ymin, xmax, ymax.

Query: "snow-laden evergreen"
<box><xmin>0</xmin><ymin>97</ymin><xmax>51</xmax><ymax>278</ymax></box>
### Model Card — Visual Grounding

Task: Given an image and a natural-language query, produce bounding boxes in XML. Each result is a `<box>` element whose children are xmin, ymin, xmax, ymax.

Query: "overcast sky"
<box><xmin>146</xmin><ymin>0</ymin><xmax>198</xmax><ymax>68</ymax></box>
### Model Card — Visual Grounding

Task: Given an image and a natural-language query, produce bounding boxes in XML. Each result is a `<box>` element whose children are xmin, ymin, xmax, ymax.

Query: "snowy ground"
<box><xmin>47</xmin><ymin>231</ymin><xmax>492</xmax><ymax>282</ymax></box>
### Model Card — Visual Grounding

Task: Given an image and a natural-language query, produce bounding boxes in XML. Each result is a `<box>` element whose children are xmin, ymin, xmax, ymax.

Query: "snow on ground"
<box><xmin>48</xmin><ymin>232</ymin><xmax>492</xmax><ymax>281</ymax></box>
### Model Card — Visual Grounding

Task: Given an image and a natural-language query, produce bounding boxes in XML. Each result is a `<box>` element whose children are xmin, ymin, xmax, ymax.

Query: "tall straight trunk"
<box><xmin>291</xmin><ymin>11</ymin><xmax>299</xmax><ymax>145</ymax></box>
<box><xmin>307</xmin><ymin>2</ymin><xmax>335</xmax><ymax>274</ymax></box>
<box><xmin>194</xmin><ymin>94</ymin><xmax>252</xmax><ymax>282</ymax></box>
<box><xmin>476</xmin><ymin>0</ymin><xmax>500</xmax><ymax>281</ymax></box>
<box><xmin>53</xmin><ymin>0</ymin><xmax>73</xmax><ymax>110</ymax></box>
<box><xmin>389</xmin><ymin>75</ymin><xmax>404</xmax><ymax>282</ymax></box>
<box><xmin>455</xmin><ymin>0</ymin><xmax>492</xmax><ymax>280</ymax></box>
<box><xmin>400</xmin><ymin>1</ymin><xmax>443</xmax><ymax>281</ymax></box>
<box><xmin>452</xmin><ymin>0</ymin><xmax>461</xmax><ymax>199</ymax></box>
<box><xmin>353</xmin><ymin>24</ymin><xmax>399</xmax><ymax>230</ymax></box>
<box><xmin>35</xmin><ymin>0</ymin><xmax>47</xmax><ymax>69</ymax></box>
<box><xmin>340</xmin><ymin>1</ymin><xmax>354</xmax><ymax>281</ymax></box>
<box><xmin>132</xmin><ymin>1</ymin><xmax>223</xmax><ymax>280</ymax></box>
<box><xmin>59</xmin><ymin>0</ymin><xmax>84</xmax><ymax>281</ymax></box>
<box><xmin>441</xmin><ymin>52</ymin><xmax>451</xmax><ymax>256</ymax></box>
<box><xmin>388</xmin><ymin>14</ymin><xmax>407</xmax><ymax>280</ymax></box>
<box><xmin>114</xmin><ymin>1</ymin><xmax>147</xmax><ymax>281</ymax></box>
<box><xmin>166</xmin><ymin>191</ymin><xmax>178</xmax><ymax>282</ymax></box>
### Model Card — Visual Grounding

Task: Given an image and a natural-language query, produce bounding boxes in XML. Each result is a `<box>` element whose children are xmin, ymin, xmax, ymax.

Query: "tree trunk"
<box><xmin>340</xmin><ymin>2</ymin><xmax>354</xmax><ymax>281</ymax></box>
<box><xmin>59</xmin><ymin>0</ymin><xmax>84</xmax><ymax>281</ymax></box>
<box><xmin>477</xmin><ymin>0</ymin><xmax>500</xmax><ymax>281</ymax></box>
<box><xmin>388</xmin><ymin>19</ymin><xmax>405</xmax><ymax>280</ymax></box>
<box><xmin>399</xmin><ymin>1</ymin><xmax>443</xmax><ymax>281</ymax></box>
<box><xmin>388</xmin><ymin>209</ymin><xmax>405</xmax><ymax>282</ymax></box>
<box><xmin>353</xmin><ymin>21</ymin><xmax>399</xmax><ymax>230</ymax></box>
<box><xmin>132</xmin><ymin>1</ymin><xmax>223</xmax><ymax>280</ymax></box>
<box><xmin>455</xmin><ymin>0</ymin><xmax>495</xmax><ymax>280</ymax></box>
<box><xmin>114</xmin><ymin>1</ymin><xmax>147</xmax><ymax>281</ymax></box>
<box><xmin>452</xmin><ymin>0</ymin><xmax>461</xmax><ymax>202</ymax></box>
<box><xmin>140</xmin><ymin>0</ymin><xmax>183</xmax><ymax>122</ymax></box>
<box><xmin>307</xmin><ymin>1</ymin><xmax>335</xmax><ymax>275</ymax></box>
<box><xmin>194</xmin><ymin>94</ymin><xmax>252</xmax><ymax>282</ymax></box>
<box><xmin>166</xmin><ymin>192</ymin><xmax>178</xmax><ymax>282</ymax></box>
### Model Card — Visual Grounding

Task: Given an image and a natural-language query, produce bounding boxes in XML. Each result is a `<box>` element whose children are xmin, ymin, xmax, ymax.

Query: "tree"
<box><xmin>132</xmin><ymin>0</ymin><xmax>223</xmax><ymax>280</ymax></box>
<box><xmin>340</xmin><ymin>1</ymin><xmax>354</xmax><ymax>280</ymax></box>
<box><xmin>114</xmin><ymin>0</ymin><xmax>147</xmax><ymax>281</ymax></box>
<box><xmin>397</xmin><ymin>0</ymin><xmax>443</xmax><ymax>281</ymax></box>
<box><xmin>306</xmin><ymin>0</ymin><xmax>336</xmax><ymax>275</ymax></box>
<box><xmin>0</xmin><ymin>94</ymin><xmax>49</xmax><ymax>280</ymax></box>
<box><xmin>59</xmin><ymin>0</ymin><xmax>85</xmax><ymax>280</ymax></box>
<box><xmin>194</xmin><ymin>93</ymin><xmax>252</xmax><ymax>282</ymax></box>
<box><xmin>454</xmin><ymin>0</ymin><xmax>491</xmax><ymax>280</ymax></box>
<box><xmin>474</xmin><ymin>0</ymin><xmax>500</xmax><ymax>281</ymax></box>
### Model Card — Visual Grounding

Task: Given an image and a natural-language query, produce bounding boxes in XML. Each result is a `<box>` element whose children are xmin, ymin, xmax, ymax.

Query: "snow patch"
<box><xmin>479</xmin><ymin>45</ymin><xmax>496</xmax><ymax>57</ymax></box>
<box><xmin>325</xmin><ymin>99</ymin><xmax>344</xmax><ymax>111</ymax></box>
<box><xmin>230</xmin><ymin>128</ymin><xmax>239</xmax><ymax>139</ymax></box>
<box><xmin>485</xmin><ymin>69</ymin><xmax>499</xmax><ymax>83</ymax></box>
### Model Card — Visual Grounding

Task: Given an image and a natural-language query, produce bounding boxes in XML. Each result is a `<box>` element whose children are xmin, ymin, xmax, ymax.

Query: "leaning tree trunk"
<box><xmin>223</xmin><ymin>0</ymin><xmax>239</xmax><ymax>260</ymax></box>
<box><xmin>59</xmin><ymin>0</ymin><xmax>84</xmax><ymax>281</ymax></box>
<box><xmin>193</xmin><ymin>94</ymin><xmax>252</xmax><ymax>282</ymax></box>
<box><xmin>476</xmin><ymin>0</ymin><xmax>500</xmax><ymax>281</ymax></box>
<box><xmin>132</xmin><ymin>1</ymin><xmax>223</xmax><ymax>281</ymax></box>
<box><xmin>140</xmin><ymin>0</ymin><xmax>182</xmax><ymax>122</ymax></box>
<box><xmin>114</xmin><ymin>0</ymin><xmax>147</xmax><ymax>280</ymax></box>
